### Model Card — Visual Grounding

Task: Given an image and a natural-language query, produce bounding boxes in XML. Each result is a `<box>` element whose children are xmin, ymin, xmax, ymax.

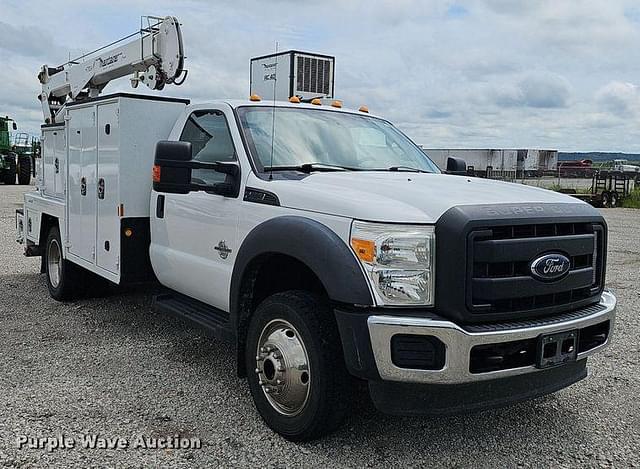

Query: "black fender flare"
<box><xmin>229</xmin><ymin>215</ymin><xmax>373</xmax><ymax>317</ymax></box>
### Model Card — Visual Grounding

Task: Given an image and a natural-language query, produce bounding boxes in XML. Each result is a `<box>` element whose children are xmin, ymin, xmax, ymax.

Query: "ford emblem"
<box><xmin>530</xmin><ymin>253</ymin><xmax>571</xmax><ymax>281</ymax></box>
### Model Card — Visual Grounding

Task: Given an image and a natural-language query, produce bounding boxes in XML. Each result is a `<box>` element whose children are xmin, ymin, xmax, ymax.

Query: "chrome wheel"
<box><xmin>47</xmin><ymin>238</ymin><xmax>62</xmax><ymax>288</ymax></box>
<box><xmin>255</xmin><ymin>319</ymin><xmax>311</xmax><ymax>416</ymax></box>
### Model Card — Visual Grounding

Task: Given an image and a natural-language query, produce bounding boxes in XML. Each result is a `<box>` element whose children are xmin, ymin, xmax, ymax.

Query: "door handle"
<box><xmin>97</xmin><ymin>178</ymin><xmax>105</xmax><ymax>200</ymax></box>
<box><xmin>80</xmin><ymin>177</ymin><xmax>86</xmax><ymax>196</ymax></box>
<box><xmin>156</xmin><ymin>194</ymin><xmax>165</xmax><ymax>218</ymax></box>
<box><xmin>54</xmin><ymin>158</ymin><xmax>59</xmax><ymax>174</ymax></box>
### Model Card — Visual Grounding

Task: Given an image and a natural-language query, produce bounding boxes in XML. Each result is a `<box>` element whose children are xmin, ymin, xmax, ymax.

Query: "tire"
<box><xmin>45</xmin><ymin>226</ymin><xmax>82</xmax><ymax>301</ymax></box>
<box><xmin>601</xmin><ymin>191</ymin><xmax>610</xmax><ymax>208</ymax></box>
<box><xmin>245</xmin><ymin>290</ymin><xmax>355</xmax><ymax>441</ymax></box>
<box><xmin>1</xmin><ymin>156</ymin><xmax>16</xmax><ymax>184</ymax></box>
<box><xmin>610</xmin><ymin>191</ymin><xmax>619</xmax><ymax>208</ymax></box>
<box><xmin>17</xmin><ymin>155</ymin><xmax>31</xmax><ymax>185</ymax></box>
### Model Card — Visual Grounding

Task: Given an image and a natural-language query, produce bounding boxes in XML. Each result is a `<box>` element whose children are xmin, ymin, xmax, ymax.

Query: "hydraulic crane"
<box><xmin>38</xmin><ymin>16</ymin><xmax>187</xmax><ymax>124</ymax></box>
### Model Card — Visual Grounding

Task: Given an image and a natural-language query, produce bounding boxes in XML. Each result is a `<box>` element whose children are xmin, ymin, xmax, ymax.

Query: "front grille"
<box><xmin>468</xmin><ymin>222</ymin><xmax>605</xmax><ymax>316</ymax></box>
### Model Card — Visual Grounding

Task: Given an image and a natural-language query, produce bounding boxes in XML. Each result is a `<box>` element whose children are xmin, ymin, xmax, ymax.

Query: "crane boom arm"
<box><xmin>38</xmin><ymin>16</ymin><xmax>186</xmax><ymax>123</ymax></box>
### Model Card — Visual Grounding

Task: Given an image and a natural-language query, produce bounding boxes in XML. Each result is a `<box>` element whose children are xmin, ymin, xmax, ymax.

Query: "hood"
<box><xmin>251</xmin><ymin>172</ymin><xmax>586</xmax><ymax>223</ymax></box>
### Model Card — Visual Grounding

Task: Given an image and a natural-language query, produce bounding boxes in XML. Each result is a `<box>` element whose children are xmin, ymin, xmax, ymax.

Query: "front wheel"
<box><xmin>601</xmin><ymin>191</ymin><xmax>610</xmax><ymax>208</ymax></box>
<box><xmin>245</xmin><ymin>291</ymin><xmax>355</xmax><ymax>441</ymax></box>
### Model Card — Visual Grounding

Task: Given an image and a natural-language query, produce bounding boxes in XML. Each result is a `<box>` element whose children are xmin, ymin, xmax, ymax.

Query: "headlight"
<box><xmin>350</xmin><ymin>221</ymin><xmax>435</xmax><ymax>306</ymax></box>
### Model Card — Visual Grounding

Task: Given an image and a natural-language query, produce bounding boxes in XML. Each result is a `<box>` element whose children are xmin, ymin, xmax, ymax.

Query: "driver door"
<box><xmin>152</xmin><ymin>107</ymin><xmax>240</xmax><ymax>311</ymax></box>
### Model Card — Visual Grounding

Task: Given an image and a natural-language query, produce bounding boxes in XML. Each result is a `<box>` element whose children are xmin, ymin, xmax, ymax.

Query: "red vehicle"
<box><xmin>557</xmin><ymin>159</ymin><xmax>594</xmax><ymax>178</ymax></box>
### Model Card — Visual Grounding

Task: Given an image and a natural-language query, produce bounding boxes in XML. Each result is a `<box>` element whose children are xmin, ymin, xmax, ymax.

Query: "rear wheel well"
<box><xmin>38</xmin><ymin>214</ymin><xmax>59</xmax><ymax>271</ymax></box>
<box><xmin>236</xmin><ymin>253</ymin><xmax>328</xmax><ymax>376</ymax></box>
<box><xmin>39</xmin><ymin>214</ymin><xmax>59</xmax><ymax>247</ymax></box>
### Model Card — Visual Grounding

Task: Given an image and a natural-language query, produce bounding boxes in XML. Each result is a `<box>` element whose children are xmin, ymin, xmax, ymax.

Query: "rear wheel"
<box><xmin>245</xmin><ymin>290</ymin><xmax>355</xmax><ymax>441</ymax></box>
<box><xmin>17</xmin><ymin>155</ymin><xmax>31</xmax><ymax>185</ymax></box>
<box><xmin>45</xmin><ymin>226</ymin><xmax>82</xmax><ymax>301</ymax></box>
<box><xmin>1</xmin><ymin>155</ymin><xmax>16</xmax><ymax>184</ymax></box>
<box><xmin>601</xmin><ymin>191</ymin><xmax>610</xmax><ymax>208</ymax></box>
<box><xmin>609</xmin><ymin>191</ymin><xmax>619</xmax><ymax>208</ymax></box>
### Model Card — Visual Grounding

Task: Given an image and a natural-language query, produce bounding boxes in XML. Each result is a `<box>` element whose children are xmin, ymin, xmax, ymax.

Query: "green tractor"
<box><xmin>12</xmin><ymin>132</ymin><xmax>38</xmax><ymax>184</ymax></box>
<box><xmin>0</xmin><ymin>116</ymin><xmax>33</xmax><ymax>185</ymax></box>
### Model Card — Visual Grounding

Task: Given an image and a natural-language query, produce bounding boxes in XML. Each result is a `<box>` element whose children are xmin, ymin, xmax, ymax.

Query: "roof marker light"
<box><xmin>250</xmin><ymin>94</ymin><xmax>262</xmax><ymax>102</ymax></box>
<box><xmin>359</xmin><ymin>105</ymin><xmax>369</xmax><ymax>113</ymax></box>
<box><xmin>311</xmin><ymin>98</ymin><xmax>322</xmax><ymax>105</ymax></box>
<box><xmin>331</xmin><ymin>100</ymin><xmax>343</xmax><ymax>108</ymax></box>
<box><xmin>289</xmin><ymin>96</ymin><xmax>301</xmax><ymax>103</ymax></box>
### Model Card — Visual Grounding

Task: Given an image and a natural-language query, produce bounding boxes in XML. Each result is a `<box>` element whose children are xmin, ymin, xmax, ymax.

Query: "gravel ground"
<box><xmin>0</xmin><ymin>183</ymin><xmax>638</xmax><ymax>468</ymax></box>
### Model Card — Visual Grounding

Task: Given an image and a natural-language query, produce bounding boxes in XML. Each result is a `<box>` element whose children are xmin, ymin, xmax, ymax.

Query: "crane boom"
<box><xmin>38</xmin><ymin>16</ymin><xmax>186</xmax><ymax>124</ymax></box>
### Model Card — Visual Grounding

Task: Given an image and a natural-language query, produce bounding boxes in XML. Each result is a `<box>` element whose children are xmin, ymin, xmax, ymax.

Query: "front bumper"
<box><xmin>336</xmin><ymin>291</ymin><xmax>615</xmax><ymax>384</ymax></box>
<box><xmin>335</xmin><ymin>291</ymin><xmax>615</xmax><ymax>416</ymax></box>
<box><xmin>366</xmin><ymin>290</ymin><xmax>615</xmax><ymax>384</ymax></box>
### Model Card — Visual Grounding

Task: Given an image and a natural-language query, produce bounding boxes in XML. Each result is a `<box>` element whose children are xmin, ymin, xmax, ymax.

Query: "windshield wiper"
<box><xmin>385</xmin><ymin>166</ymin><xmax>429</xmax><ymax>173</ymax></box>
<box><xmin>263</xmin><ymin>163</ymin><xmax>358</xmax><ymax>173</ymax></box>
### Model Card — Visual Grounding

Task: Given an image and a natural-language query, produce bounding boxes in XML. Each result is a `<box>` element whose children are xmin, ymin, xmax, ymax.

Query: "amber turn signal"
<box><xmin>351</xmin><ymin>238</ymin><xmax>375</xmax><ymax>263</ymax></box>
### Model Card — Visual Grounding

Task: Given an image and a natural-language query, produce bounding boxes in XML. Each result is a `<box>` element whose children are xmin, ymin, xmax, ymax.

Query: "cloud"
<box><xmin>0</xmin><ymin>21</ymin><xmax>55</xmax><ymax>58</ymax></box>
<box><xmin>1</xmin><ymin>0</ymin><xmax>640</xmax><ymax>152</ymax></box>
<box><xmin>596</xmin><ymin>81</ymin><xmax>639</xmax><ymax>116</ymax></box>
<box><xmin>492</xmin><ymin>73</ymin><xmax>571</xmax><ymax>109</ymax></box>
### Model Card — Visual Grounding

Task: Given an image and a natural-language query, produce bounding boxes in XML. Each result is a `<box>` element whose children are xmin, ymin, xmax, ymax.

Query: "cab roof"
<box><xmin>188</xmin><ymin>99</ymin><xmax>383</xmax><ymax>120</ymax></box>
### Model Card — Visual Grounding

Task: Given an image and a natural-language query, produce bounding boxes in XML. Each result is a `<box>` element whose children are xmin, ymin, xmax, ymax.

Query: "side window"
<box><xmin>180</xmin><ymin>110</ymin><xmax>236</xmax><ymax>185</ymax></box>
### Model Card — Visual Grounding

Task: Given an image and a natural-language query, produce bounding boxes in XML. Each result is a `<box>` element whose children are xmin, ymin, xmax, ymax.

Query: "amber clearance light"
<box><xmin>152</xmin><ymin>164</ymin><xmax>161</xmax><ymax>182</ymax></box>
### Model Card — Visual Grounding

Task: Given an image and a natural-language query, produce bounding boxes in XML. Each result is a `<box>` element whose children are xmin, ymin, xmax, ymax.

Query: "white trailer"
<box><xmin>422</xmin><ymin>148</ymin><xmax>558</xmax><ymax>178</ymax></box>
<box><xmin>250</xmin><ymin>50</ymin><xmax>335</xmax><ymax>102</ymax></box>
<box><xmin>422</xmin><ymin>149</ymin><xmax>518</xmax><ymax>177</ymax></box>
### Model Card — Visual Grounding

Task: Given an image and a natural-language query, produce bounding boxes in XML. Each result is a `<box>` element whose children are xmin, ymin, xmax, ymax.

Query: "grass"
<box><xmin>622</xmin><ymin>188</ymin><xmax>640</xmax><ymax>208</ymax></box>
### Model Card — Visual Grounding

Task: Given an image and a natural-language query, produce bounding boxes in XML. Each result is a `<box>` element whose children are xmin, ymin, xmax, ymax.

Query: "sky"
<box><xmin>1</xmin><ymin>0</ymin><xmax>640</xmax><ymax>152</ymax></box>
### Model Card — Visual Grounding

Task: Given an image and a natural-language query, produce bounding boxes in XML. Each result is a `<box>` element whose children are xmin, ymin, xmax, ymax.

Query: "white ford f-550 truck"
<box><xmin>17</xmin><ymin>17</ymin><xmax>616</xmax><ymax>440</ymax></box>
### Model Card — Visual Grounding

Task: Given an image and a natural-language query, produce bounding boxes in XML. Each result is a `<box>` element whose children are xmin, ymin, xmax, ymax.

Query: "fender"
<box><xmin>229</xmin><ymin>215</ymin><xmax>373</xmax><ymax>317</ymax></box>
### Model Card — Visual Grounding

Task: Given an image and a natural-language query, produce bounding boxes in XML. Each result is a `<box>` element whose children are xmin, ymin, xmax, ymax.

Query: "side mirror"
<box><xmin>153</xmin><ymin>141</ymin><xmax>193</xmax><ymax>194</ymax></box>
<box><xmin>12</xmin><ymin>122</ymin><xmax>17</xmax><ymax>130</ymax></box>
<box><xmin>446</xmin><ymin>157</ymin><xmax>467</xmax><ymax>175</ymax></box>
<box><xmin>153</xmin><ymin>140</ymin><xmax>241</xmax><ymax>197</ymax></box>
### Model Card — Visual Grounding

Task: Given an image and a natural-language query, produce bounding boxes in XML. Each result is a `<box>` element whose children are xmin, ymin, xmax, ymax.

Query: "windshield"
<box><xmin>236</xmin><ymin>106</ymin><xmax>439</xmax><ymax>173</ymax></box>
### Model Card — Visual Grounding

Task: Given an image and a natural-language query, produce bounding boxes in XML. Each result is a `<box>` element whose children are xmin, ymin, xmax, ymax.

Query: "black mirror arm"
<box><xmin>159</xmin><ymin>159</ymin><xmax>239</xmax><ymax>177</ymax></box>
<box><xmin>189</xmin><ymin>181</ymin><xmax>237</xmax><ymax>197</ymax></box>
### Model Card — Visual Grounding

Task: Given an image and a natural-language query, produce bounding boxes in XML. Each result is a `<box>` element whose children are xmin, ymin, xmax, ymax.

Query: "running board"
<box><xmin>152</xmin><ymin>291</ymin><xmax>234</xmax><ymax>342</ymax></box>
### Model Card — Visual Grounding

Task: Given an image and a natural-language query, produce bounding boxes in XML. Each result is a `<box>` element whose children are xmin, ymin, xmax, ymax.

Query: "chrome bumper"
<box><xmin>367</xmin><ymin>290</ymin><xmax>616</xmax><ymax>384</ymax></box>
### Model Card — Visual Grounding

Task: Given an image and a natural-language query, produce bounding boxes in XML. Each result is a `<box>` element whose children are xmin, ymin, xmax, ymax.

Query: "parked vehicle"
<box><xmin>11</xmin><ymin>132</ymin><xmax>38</xmax><ymax>185</ymax></box>
<box><xmin>0</xmin><ymin>116</ymin><xmax>32</xmax><ymax>185</ymax></box>
<box><xmin>558</xmin><ymin>159</ymin><xmax>594</xmax><ymax>178</ymax></box>
<box><xmin>16</xmin><ymin>16</ymin><xmax>616</xmax><ymax>441</ymax></box>
<box><xmin>612</xmin><ymin>159</ymin><xmax>640</xmax><ymax>175</ymax></box>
